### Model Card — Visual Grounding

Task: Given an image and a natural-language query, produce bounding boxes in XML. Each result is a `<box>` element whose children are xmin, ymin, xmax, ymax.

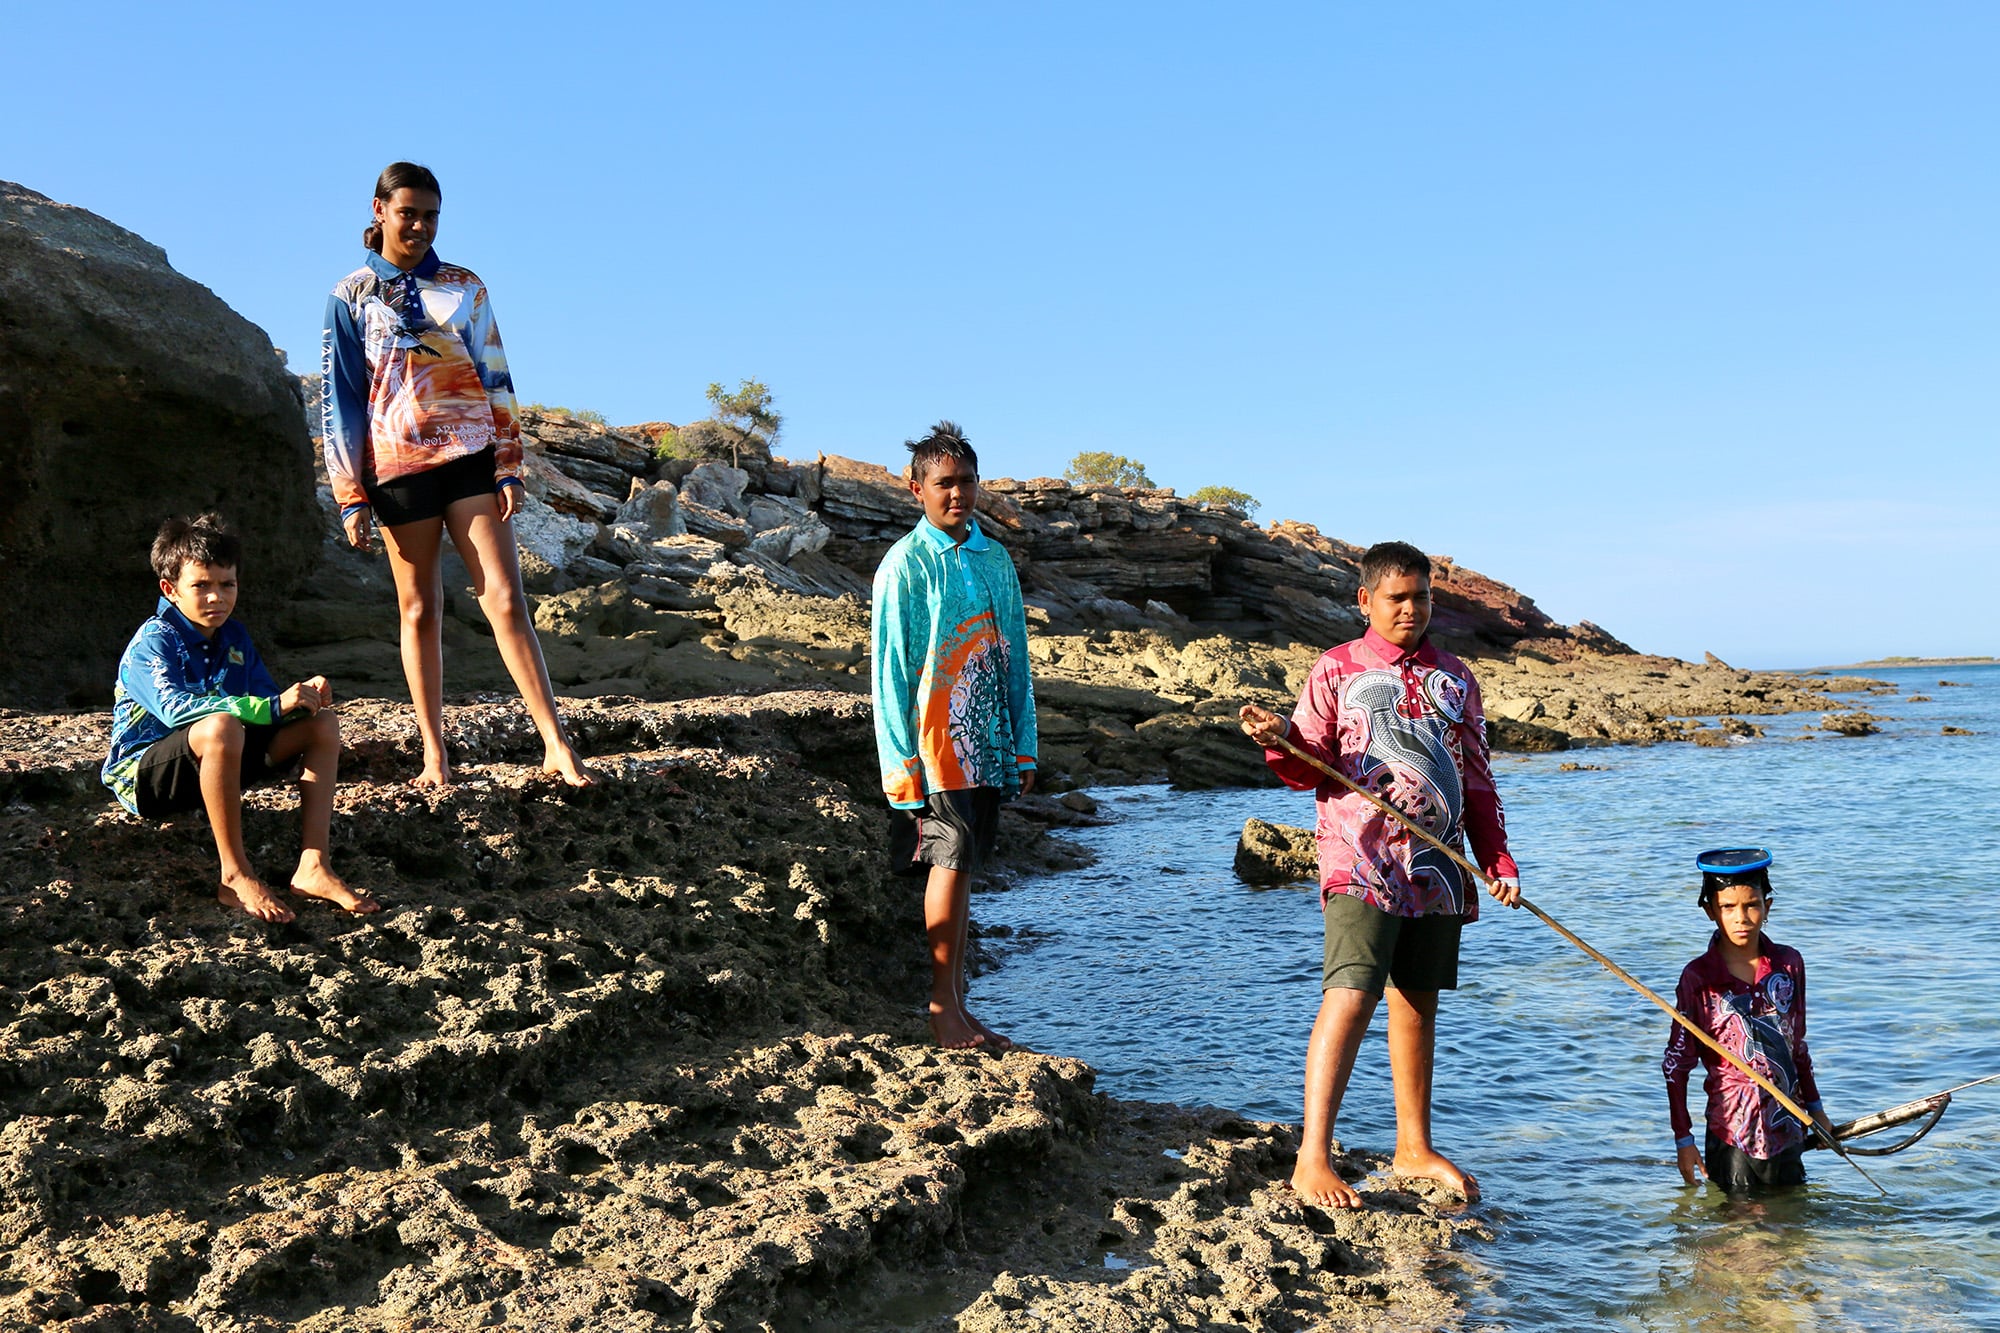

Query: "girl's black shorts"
<box><xmin>366</xmin><ymin>446</ymin><xmax>498</xmax><ymax>527</ymax></box>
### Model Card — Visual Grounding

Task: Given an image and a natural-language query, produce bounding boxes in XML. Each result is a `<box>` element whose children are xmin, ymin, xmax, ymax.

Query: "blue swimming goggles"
<box><xmin>1695</xmin><ymin>847</ymin><xmax>1773</xmax><ymax>875</ymax></box>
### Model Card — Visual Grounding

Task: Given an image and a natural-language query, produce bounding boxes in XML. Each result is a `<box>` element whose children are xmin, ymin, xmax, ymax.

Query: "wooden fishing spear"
<box><xmin>1250</xmin><ymin>721</ymin><xmax>1890</xmax><ymax>1197</ymax></box>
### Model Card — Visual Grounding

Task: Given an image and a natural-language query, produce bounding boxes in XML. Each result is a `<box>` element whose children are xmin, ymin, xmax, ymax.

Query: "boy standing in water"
<box><xmin>1665</xmin><ymin>849</ymin><xmax>1837</xmax><ymax>1191</ymax></box>
<box><xmin>871</xmin><ymin>422</ymin><xmax>1038</xmax><ymax>1051</ymax></box>
<box><xmin>1239</xmin><ymin>541</ymin><xmax>1520</xmax><ymax>1208</ymax></box>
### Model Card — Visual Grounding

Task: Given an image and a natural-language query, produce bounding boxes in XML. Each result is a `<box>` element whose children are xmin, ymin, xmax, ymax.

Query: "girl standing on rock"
<box><xmin>320</xmin><ymin>162</ymin><xmax>592</xmax><ymax>787</ymax></box>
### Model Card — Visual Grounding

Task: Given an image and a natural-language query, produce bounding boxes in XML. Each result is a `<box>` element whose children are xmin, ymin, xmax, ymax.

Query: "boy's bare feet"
<box><xmin>413</xmin><ymin>758</ymin><xmax>453</xmax><ymax>788</ymax></box>
<box><xmin>542</xmin><ymin>742</ymin><xmax>597</xmax><ymax>787</ymax></box>
<box><xmin>1391</xmin><ymin>1147</ymin><xmax>1479</xmax><ymax>1201</ymax></box>
<box><xmin>218</xmin><ymin>872</ymin><xmax>295</xmax><ymax>924</ymax></box>
<box><xmin>290</xmin><ymin>861</ymin><xmax>381</xmax><ymax>915</ymax></box>
<box><xmin>1291</xmin><ymin>1158</ymin><xmax>1365</xmax><ymax>1210</ymax></box>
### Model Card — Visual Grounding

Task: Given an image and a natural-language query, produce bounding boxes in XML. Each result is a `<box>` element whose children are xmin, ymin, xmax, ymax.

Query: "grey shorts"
<box><xmin>1321</xmin><ymin>892</ymin><xmax>1464</xmax><ymax>994</ymax></box>
<box><xmin>889</xmin><ymin>787</ymin><xmax>1002</xmax><ymax>876</ymax></box>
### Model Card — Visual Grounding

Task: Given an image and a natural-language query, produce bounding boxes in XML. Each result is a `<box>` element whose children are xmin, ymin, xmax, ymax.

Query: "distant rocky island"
<box><xmin>1808</xmin><ymin>655</ymin><xmax>1998</xmax><ymax>670</ymax></box>
<box><xmin>0</xmin><ymin>178</ymin><xmax>1900</xmax><ymax>1330</ymax></box>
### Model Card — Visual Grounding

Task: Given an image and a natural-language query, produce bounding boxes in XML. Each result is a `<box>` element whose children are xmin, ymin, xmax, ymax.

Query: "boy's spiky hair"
<box><xmin>151</xmin><ymin>513</ymin><xmax>242</xmax><ymax>583</ymax></box>
<box><xmin>1358</xmin><ymin>540</ymin><xmax>1432</xmax><ymax>592</ymax></box>
<box><xmin>905</xmin><ymin>420</ymin><xmax>978</xmax><ymax>484</ymax></box>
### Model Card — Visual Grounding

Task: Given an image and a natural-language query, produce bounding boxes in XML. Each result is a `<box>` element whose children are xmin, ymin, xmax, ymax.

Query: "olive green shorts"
<box><xmin>1321</xmin><ymin>892</ymin><xmax>1464</xmax><ymax>994</ymax></box>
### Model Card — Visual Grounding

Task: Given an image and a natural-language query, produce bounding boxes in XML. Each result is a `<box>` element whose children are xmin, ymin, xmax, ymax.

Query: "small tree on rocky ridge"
<box><xmin>1189</xmin><ymin>485</ymin><xmax>1261</xmax><ymax>515</ymax></box>
<box><xmin>521</xmin><ymin>402</ymin><xmax>608</xmax><ymax>425</ymax></box>
<box><xmin>706</xmin><ymin>379</ymin><xmax>781</xmax><ymax>466</ymax></box>
<box><xmin>653</xmin><ymin>379</ymin><xmax>782</xmax><ymax>466</ymax></box>
<box><xmin>1064</xmin><ymin>451</ymin><xmax>1153</xmax><ymax>488</ymax></box>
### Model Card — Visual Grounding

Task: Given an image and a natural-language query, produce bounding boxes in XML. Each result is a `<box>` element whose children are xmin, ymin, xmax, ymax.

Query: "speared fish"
<box><xmin>1810</xmin><ymin>1072</ymin><xmax>2000</xmax><ymax>1157</ymax></box>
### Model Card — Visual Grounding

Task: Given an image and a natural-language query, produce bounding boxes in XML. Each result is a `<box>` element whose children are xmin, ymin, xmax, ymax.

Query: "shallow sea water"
<box><xmin>977</xmin><ymin>665</ymin><xmax>2000</xmax><ymax>1331</ymax></box>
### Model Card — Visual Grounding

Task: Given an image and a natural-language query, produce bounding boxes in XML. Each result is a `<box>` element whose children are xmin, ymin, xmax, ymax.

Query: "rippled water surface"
<box><xmin>977</xmin><ymin>665</ymin><xmax>2000</xmax><ymax>1331</ymax></box>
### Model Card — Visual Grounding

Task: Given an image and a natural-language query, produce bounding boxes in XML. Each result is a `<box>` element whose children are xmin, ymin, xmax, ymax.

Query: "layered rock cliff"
<box><xmin>254</xmin><ymin>409</ymin><xmax>1876</xmax><ymax>796</ymax></box>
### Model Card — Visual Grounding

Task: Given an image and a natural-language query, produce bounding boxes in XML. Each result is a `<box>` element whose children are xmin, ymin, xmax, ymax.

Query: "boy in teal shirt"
<box><xmin>871</xmin><ymin>422</ymin><xmax>1037</xmax><ymax>1050</ymax></box>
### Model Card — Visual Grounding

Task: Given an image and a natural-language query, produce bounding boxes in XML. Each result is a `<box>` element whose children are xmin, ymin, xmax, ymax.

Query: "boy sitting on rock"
<box><xmin>1239</xmin><ymin>540</ymin><xmax>1520</xmax><ymax>1208</ymax></box>
<box><xmin>102</xmin><ymin>514</ymin><xmax>377</xmax><ymax>923</ymax></box>
<box><xmin>871</xmin><ymin>422</ymin><xmax>1037</xmax><ymax>1051</ymax></box>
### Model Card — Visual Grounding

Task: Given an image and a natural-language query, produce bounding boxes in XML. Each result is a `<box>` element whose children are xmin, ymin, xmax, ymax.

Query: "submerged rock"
<box><xmin>1235</xmin><ymin>817</ymin><xmax>1319</xmax><ymax>886</ymax></box>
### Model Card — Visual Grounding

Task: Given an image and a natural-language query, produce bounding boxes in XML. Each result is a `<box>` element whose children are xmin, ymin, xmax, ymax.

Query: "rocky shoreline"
<box><xmin>2</xmin><ymin>411</ymin><xmax>1896</xmax><ymax>1333</ymax></box>
<box><xmin>1</xmin><ymin>184</ymin><xmax>1899</xmax><ymax>1329</ymax></box>
<box><xmin>0</xmin><ymin>604</ymin><xmax>1887</xmax><ymax>1331</ymax></box>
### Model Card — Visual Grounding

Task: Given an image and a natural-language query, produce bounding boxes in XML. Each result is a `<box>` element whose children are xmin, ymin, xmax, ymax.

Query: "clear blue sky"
<box><xmin>6</xmin><ymin>3</ymin><xmax>1994</xmax><ymax>667</ymax></box>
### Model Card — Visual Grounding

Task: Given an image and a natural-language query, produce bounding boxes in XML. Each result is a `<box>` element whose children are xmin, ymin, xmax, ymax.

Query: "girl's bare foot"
<box><xmin>1290</xmin><ymin>1158</ymin><xmax>1365</xmax><ymax>1210</ymax></box>
<box><xmin>542</xmin><ymin>741</ymin><xmax>597</xmax><ymax>787</ymax></box>
<box><xmin>291</xmin><ymin>861</ymin><xmax>381</xmax><ymax>915</ymax></box>
<box><xmin>1391</xmin><ymin>1147</ymin><xmax>1479</xmax><ymax>1201</ymax></box>
<box><xmin>413</xmin><ymin>757</ymin><xmax>453</xmax><ymax>788</ymax></box>
<box><xmin>218</xmin><ymin>872</ymin><xmax>295</xmax><ymax>924</ymax></box>
<box><xmin>928</xmin><ymin>1001</ymin><xmax>990</xmax><ymax>1051</ymax></box>
<box><xmin>970</xmin><ymin>1015</ymin><xmax>1015</xmax><ymax>1052</ymax></box>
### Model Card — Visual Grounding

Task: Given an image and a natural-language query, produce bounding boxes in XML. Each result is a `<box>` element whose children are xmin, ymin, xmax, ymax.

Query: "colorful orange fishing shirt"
<box><xmin>320</xmin><ymin>249</ymin><xmax>524</xmax><ymax>518</ymax></box>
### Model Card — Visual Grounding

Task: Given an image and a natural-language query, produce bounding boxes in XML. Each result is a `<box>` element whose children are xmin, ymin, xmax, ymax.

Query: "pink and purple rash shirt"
<box><xmin>1260</xmin><ymin>629</ymin><xmax>1517</xmax><ymax>921</ymax></box>
<box><xmin>1663</xmin><ymin>934</ymin><xmax>1823</xmax><ymax>1158</ymax></box>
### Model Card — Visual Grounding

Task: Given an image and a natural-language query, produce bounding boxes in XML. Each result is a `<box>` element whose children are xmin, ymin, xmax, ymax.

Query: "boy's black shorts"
<box><xmin>890</xmin><ymin>788</ymin><xmax>1002</xmax><ymax>876</ymax></box>
<box><xmin>366</xmin><ymin>446</ymin><xmax>498</xmax><ymax>528</ymax></box>
<box><xmin>1704</xmin><ymin>1130</ymin><xmax>1807</xmax><ymax>1193</ymax></box>
<box><xmin>1321</xmin><ymin>891</ymin><xmax>1464</xmax><ymax>994</ymax></box>
<box><xmin>134</xmin><ymin>720</ymin><xmax>295</xmax><ymax>818</ymax></box>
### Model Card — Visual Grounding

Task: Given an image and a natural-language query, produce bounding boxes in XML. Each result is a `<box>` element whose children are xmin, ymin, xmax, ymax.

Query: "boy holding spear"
<box><xmin>1239</xmin><ymin>540</ymin><xmax>1520</xmax><ymax>1209</ymax></box>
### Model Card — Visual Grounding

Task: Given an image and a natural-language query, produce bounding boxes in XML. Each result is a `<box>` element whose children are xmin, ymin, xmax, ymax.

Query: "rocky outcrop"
<box><xmin>490</xmin><ymin>415</ymin><xmax>1622</xmax><ymax>660</ymax></box>
<box><xmin>1821</xmin><ymin>711</ymin><xmax>1883</xmax><ymax>736</ymax></box>
<box><xmin>0</xmin><ymin>692</ymin><xmax>1483</xmax><ymax>1330</ymax></box>
<box><xmin>0</xmin><ymin>183</ymin><xmax>321</xmax><ymax>707</ymax></box>
<box><xmin>1471</xmin><ymin>652</ymin><xmax>1896</xmax><ymax>748</ymax></box>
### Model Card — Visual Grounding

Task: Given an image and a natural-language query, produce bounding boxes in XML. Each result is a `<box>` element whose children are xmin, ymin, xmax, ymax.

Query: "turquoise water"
<box><xmin>978</xmin><ymin>665</ymin><xmax>2000</xmax><ymax>1331</ymax></box>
